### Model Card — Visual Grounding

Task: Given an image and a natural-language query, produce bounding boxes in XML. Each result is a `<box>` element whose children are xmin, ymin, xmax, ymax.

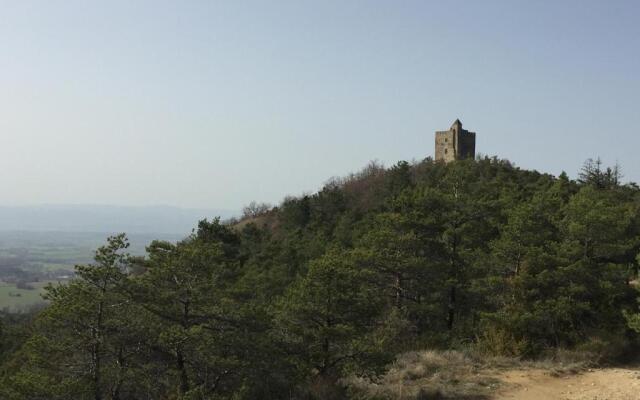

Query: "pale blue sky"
<box><xmin>0</xmin><ymin>1</ymin><xmax>638</xmax><ymax>209</ymax></box>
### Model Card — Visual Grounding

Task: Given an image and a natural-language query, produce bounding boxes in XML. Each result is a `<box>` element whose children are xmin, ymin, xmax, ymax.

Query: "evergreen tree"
<box><xmin>275</xmin><ymin>249</ymin><xmax>392</xmax><ymax>390</ymax></box>
<box><xmin>2</xmin><ymin>235</ymin><xmax>141</xmax><ymax>400</ymax></box>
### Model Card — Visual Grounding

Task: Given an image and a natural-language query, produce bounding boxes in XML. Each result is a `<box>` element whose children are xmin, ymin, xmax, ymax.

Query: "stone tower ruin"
<box><xmin>434</xmin><ymin>119</ymin><xmax>476</xmax><ymax>163</ymax></box>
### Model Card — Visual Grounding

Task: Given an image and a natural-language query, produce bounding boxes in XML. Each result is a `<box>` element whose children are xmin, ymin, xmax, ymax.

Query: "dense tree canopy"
<box><xmin>1</xmin><ymin>157</ymin><xmax>640</xmax><ymax>399</ymax></box>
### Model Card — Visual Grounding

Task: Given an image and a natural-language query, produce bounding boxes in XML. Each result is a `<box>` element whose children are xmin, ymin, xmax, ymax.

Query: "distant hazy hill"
<box><xmin>0</xmin><ymin>205</ymin><xmax>236</xmax><ymax>235</ymax></box>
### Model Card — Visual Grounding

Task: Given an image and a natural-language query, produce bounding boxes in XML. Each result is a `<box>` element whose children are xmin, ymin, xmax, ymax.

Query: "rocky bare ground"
<box><xmin>348</xmin><ymin>350</ymin><xmax>640</xmax><ymax>400</ymax></box>
<box><xmin>495</xmin><ymin>367</ymin><xmax>640</xmax><ymax>400</ymax></box>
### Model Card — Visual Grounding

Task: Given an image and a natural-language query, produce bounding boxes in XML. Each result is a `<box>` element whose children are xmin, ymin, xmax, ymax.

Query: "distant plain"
<box><xmin>0</xmin><ymin>230</ymin><xmax>188</xmax><ymax>312</ymax></box>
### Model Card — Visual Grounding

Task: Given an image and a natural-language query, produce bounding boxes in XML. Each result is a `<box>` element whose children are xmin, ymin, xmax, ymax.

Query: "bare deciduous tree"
<box><xmin>242</xmin><ymin>201</ymin><xmax>272</xmax><ymax>219</ymax></box>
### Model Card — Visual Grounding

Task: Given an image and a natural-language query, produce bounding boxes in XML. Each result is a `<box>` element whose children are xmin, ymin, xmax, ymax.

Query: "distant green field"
<box><xmin>0</xmin><ymin>281</ymin><xmax>64</xmax><ymax>313</ymax></box>
<box><xmin>39</xmin><ymin>263</ymin><xmax>77</xmax><ymax>272</ymax></box>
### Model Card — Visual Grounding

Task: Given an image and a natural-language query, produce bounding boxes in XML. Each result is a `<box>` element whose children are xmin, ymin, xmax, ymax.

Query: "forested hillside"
<box><xmin>1</xmin><ymin>156</ymin><xmax>640</xmax><ymax>399</ymax></box>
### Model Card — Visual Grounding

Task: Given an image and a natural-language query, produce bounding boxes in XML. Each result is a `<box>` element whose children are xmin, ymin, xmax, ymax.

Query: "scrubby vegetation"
<box><xmin>346</xmin><ymin>348</ymin><xmax>596</xmax><ymax>399</ymax></box>
<box><xmin>1</xmin><ymin>156</ymin><xmax>639</xmax><ymax>399</ymax></box>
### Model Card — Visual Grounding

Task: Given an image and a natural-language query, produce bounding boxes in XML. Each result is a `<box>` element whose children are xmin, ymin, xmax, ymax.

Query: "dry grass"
<box><xmin>231</xmin><ymin>211</ymin><xmax>278</xmax><ymax>231</ymax></box>
<box><xmin>346</xmin><ymin>349</ymin><xmax>593</xmax><ymax>400</ymax></box>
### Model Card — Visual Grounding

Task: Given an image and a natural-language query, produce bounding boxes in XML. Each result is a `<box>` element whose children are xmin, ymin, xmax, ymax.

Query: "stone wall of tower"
<box><xmin>435</xmin><ymin>130</ymin><xmax>457</xmax><ymax>163</ymax></box>
<box><xmin>457</xmin><ymin>131</ymin><xmax>476</xmax><ymax>160</ymax></box>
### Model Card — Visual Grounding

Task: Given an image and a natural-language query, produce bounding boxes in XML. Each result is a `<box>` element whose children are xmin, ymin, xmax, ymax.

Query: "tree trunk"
<box><xmin>177</xmin><ymin>350</ymin><xmax>190</xmax><ymax>395</ymax></box>
<box><xmin>395</xmin><ymin>272</ymin><xmax>402</xmax><ymax>309</ymax></box>
<box><xmin>92</xmin><ymin>300</ymin><xmax>104</xmax><ymax>400</ymax></box>
<box><xmin>447</xmin><ymin>233</ymin><xmax>458</xmax><ymax>331</ymax></box>
<box><xmin>112</xmin><ymin>346</ymin><xmax>125</xmax><ymax>400</ymax></box>
<box><xmin>177</xmin><ymin>299</ymin><xmax>190</xmax><ymax>395</ymax></box>
<box><xmin>447</xmin><ymin>285</ymin><xmax>456</xmax><ymax>331</ymax></box>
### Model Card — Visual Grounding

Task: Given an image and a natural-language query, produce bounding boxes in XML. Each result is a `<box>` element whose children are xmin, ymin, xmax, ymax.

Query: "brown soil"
<box><xmin>494</xmin><ymin>367</ymin><xmax>640</xmax><ymax>400</ymax></box>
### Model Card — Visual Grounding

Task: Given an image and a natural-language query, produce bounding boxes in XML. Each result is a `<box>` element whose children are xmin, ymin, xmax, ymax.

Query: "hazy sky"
<box><xmin>1</xmin><ymin>1</ymin><xmax>638</xmax><ymax>209</ymax></box>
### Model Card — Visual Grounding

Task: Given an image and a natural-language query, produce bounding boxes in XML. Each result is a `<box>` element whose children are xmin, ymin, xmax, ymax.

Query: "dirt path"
<box><xmin>494</xmin><ymin>367</ymin><xmax>640</xmax><ymax>400</ymax></box>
